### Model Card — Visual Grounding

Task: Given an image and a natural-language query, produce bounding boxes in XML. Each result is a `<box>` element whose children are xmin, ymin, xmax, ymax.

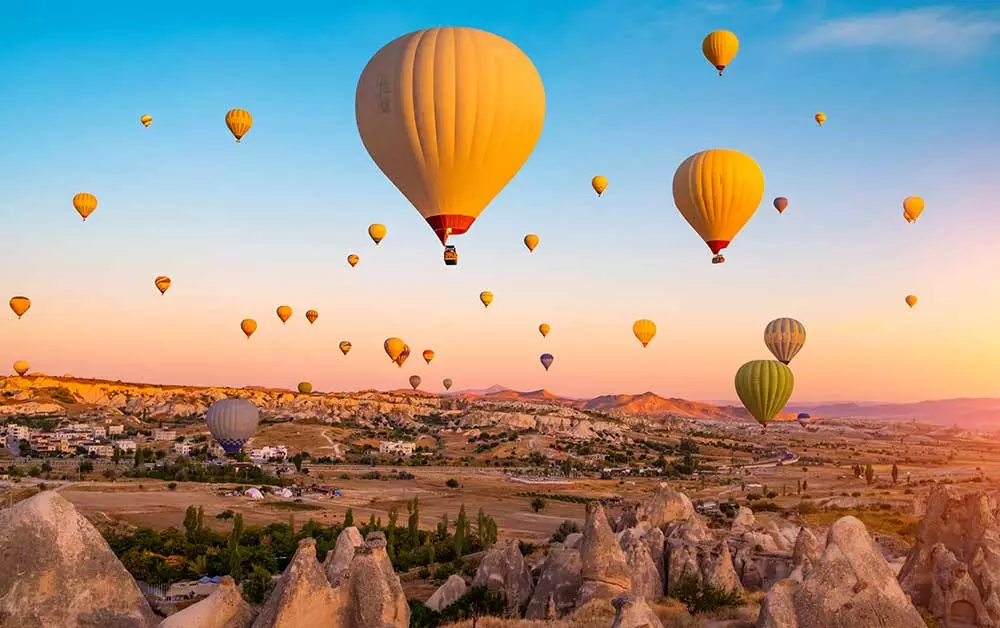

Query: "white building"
<box><xmin>107</xmin><ymin>425</ymin><xmax>125</xmax><ymax>436</ymax></box>
<box><xmin>69</xmin><ymin>423</ymin><xmax>89</xmax><ymax>432</ymax></box>
<box><xmin>116</xmin><ymin>439</ymin><xmax>137</xmax><ymax>453</ymax></box>
<box><xmin>379</xmin><ymin>441</ymin><xmax>415</xmax><ymax>457</ymax></box>
<box><xmin>5</xmin><ymin>424</ymin><xmax>29</xmax><ymax>440</ymax></box>
<box><xmin>250</xmin><ymin>445</ymin><xmax>288</xmax><ymax>461</ymax></box>
<box><xmin>209</xmin><ymin>444</ymin><xmax>227</xmax><ymax>459</ymax></box>
<box><xmin>91</xmin><ymin>426</ymin><xmax>106</xmax><ymax>438</ymax></box>
<box><xmin>152</xmin><ymin>429</ymin><xmax>177</xmax><ymax>442</ymax></box>
<box><xmin>86</xmin><ymin>443</ymin><xmax>114</xmax><ymax>458</ymax></box>
<box><xmin>174</xmin><ymin>442</ymin><xmax>192</xmax><ymax>456</ymax></box>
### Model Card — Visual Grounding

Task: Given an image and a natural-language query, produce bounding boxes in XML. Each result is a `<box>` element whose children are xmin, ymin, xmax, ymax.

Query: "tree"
<box><xmin>228</xmin><ymin>514</ymin><xmax>245</xmax><ymax>580</ymax></box>
<box><xmin>531</xmin><ymin>497</ymin><xmax>546</xmax><ymax>513</ymax></box>
<box><xmin>796</xmin><ymin>480</ymin><xmax>802</xmax><ymax>495</ymax></box>
<box><xmin>445</xmin><ymin>478</ymin><xmax>459</xmax><ymax>489</ymax></box>
<box><xmin>454</xmin><ymin>505</ymin><xmax>469</xmax><ymax>556</ymax></box>
<box><xmin>407</xmin><ymin>497</ymin><xmax>420</xmax><ymax>540</ymax></box>
<box><xmin>476</xmin><ymin>508</ymin><xmax>497</xmax><ymax>548</ymax></box>
<box><xmin>852</xmin><ymin>464</ymin><xmax>862</xmax><ymax>479</ymax></box>
<box><xmin>891</xmin><ymin>463</ymin><xmax>899</xmax><ymax>485</ymax></box>
<box><xmin>802</xmin><ymin>479</ymin><xmax>808</xmax><ymax>492</ymax></box>
<box><xmin>864</xmin><ymin>464</ymin><xmax>875</xmax><ymax>486</ymax></box>
<box><xmin>344</xmin><ymin>508</ymin><xmax>354</xmax><ymax>527</ymax></box>
<box><xmin>291</xmin><ymin>453</ymin><xmax>305</xmax><ymax>473</ymax></box>
<box><xmin>387</xmin><ymin>507</ymin><xmax>398</xmax><ymax>562</ymax></box>
<box><xmin>78</xmin><ymin>460</ymin><xmax>94</xmax><ymax>475</ymax></box>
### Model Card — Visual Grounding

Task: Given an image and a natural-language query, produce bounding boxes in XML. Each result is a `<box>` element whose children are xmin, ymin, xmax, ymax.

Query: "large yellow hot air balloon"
<box><xmin>339</xmin><ymin>341</ymin><xmax>352</xmax><ymax>355</ymax></box>
<box><xmin>13</xmin><ymin>361</ymin><xmax>29</xmax><ymax>376</ymax></box>
<box><xmin>764</xmin><ymin>318</ymin><xmax>806</xmax><ymax>365</ymax></box>
<box><xmin>395</xmin><ymin>344</ymin><xmax>411</xmax><ymax>368</ymax></box>
<box><xmin>632</xmin><ymin>319</ymin><xmax>656</xmax><ymax>348</ymax></box>
<box><xmin>225</xmin><ymin>108</ymin><xmax>253</xmax><ymax>142</ymax></box>
<box><xmin>539</xmin><ymin>323</ymin><xmax>550</xmax><ymax>338</ymax></box>
<box><xmin>905</xmin><ymin>294</ymin><xmax>918</xmax><ymax>308</ymax></box>
<box><xmin>480</xmin><ymin>291</ymin><xmax>494</xmax><ymax>308</ymax></box>
<box><xmin>368</xmin><ymin>224</ymin><xmax>386</xmax><ymax>245</ymax></box>
<box><xmin>384</xmin><ymin>337</ymin><xmax>405</xmax><ymax>363</ymax></box>
<box><xmin>592</xmin><ymin>176</ymin><xmax>608</xmax><ymax>197</ymax></box>
<box><xmin>240</xmin><ymin>319</ymin><xmax>257</xmax><ymax>338</ymax></box>
<box><xmin>154</xmin><ymin>276</ymin><xmax>171</xmax><ymax>295</ymax></box>
<box><xmin>735</xmin><ymin>360</ymin><xmax>794</xmax><ymax>427</ymax></box>
<box><xmin>422</xmin><ymin>349</ymin><xmax>435</xmax><ymax>365</ymax></box>
<box><xmin>305</xmin><ymin>310</ymin><xmax>319</xmax><ymax>324</ymax></box>
<box><xmin>702</xmin><ymin>30</ymin><xmax>739</xmax><ymax>76</ymax></box>
<box><xmin>73</xmin><ymin>193</ymin><xmax>98</xmax><ymax>221</ymax></box>
<box><xmin>140</xmin><ymin>114</ymin><xmax>153</xmax><ymax>128</ymax></box>
<box><xmin>347</xmin><ymin>254</ymin><xmax>360</xmax><ymax>267</ymax></box>
<box><xmin>815</xmin><ymin>112</ymin><xmax>826</xmax><ymax>126</ymax></box>
<box><xmin>276</xmin><ymin>305</ymin><xmax>292</xmax><ymax>324</ymax></box>
<box><xmin>356</xmin><ymin>27</ymin><xmax>546</xmax><ymax>247</ymax></box>
<box><xmin>9</xmin><ymin>296</ymin><xmax>30</xmax><ymax>319</ymax></box>
<box><xmin>903</xmin><ymin>196</ymin><xmax>924</xmax><ymax>223</ymax></box>
<box><xmin>524</xmin><ymin>234</ymin><xmax>539</xmax><ymax>252</ymax></box>
<box><xmin>672</xmin><ymin>149</ymin><xmax>765</xmax><ymax>263</ymax></box>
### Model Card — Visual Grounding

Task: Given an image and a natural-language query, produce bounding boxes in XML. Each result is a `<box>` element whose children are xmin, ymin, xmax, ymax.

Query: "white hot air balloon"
<box><xmin>205</xmin><ymin>398</ymin><xmax>260</xmax><ymax>454</ymax></box>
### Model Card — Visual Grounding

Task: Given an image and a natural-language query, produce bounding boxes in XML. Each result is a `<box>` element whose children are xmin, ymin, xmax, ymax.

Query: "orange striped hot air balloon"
<box><xmin>225</xmin><ymin>109</ymin><xmax>253</xmax><ymax>142</ymax></box>
<box><xmin>154</xmin><ymin>276</ymin><xmax>171</xmax><ymax>295</ymax></box>
<box><xmin>241</xmin><ymin>319</ymin><xmax>257</xmax><ymax>338</ymax></box>
<box><xmin>422</xmin><ymin>349</ymin><xmax>435</xmax><ymax>365</ymax></box>
<box><xmin>632</xmin><ymin>319</ymin><xmax>656</xmax><ymax>347</ymax></box>
<box><xmin>305</xmin><ymin>310</ymin><xmax>318</xmax><ymax>324</ymax></box>
<box><xmin>347</xmin><ymin>254</ymin><xmax>359</xmax><ymax>267</ymax></box>
<box><xmin>339</xmin><ymin>341</ymin><xmax>352</xmax><ymax>355</ymax></box>
<box><xmin>356</xmin><ymin>27</ymin><xmax>546</xmax><ymax>248</ymax></box>
<box><xmin>73</xmin><ymin>193</ymin><xmax>98</xmax><ymax>221</ymax></box>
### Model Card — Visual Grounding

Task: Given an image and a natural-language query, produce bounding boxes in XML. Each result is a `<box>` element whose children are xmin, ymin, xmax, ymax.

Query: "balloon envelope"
<box><xmin>154</xmin><ymin>276</ymin><xmax>171</xmax><ymax>295</ymax></box>
<box><xmin>241</xmin><ymin>319</ymin><xmax>257</xmax><ymax>338</ymax></box>
<box><xmin>443</xmin><ymin>378</ymin><xmax>453</xmax><ymax>390</ymax></box>
<box><xmin>9</xmin><ymin>296</ymin><xmax>30</xmax><ymax>319</ymax></box>
<box><xmin>305</xmin><ymin>310</ymin><xmax>319</xmax><ymax>324</ymax></box>
<box><xmin>409</xmin><ymin>375</ymin><xmax>421</xmax><ymax>390</ymax></box>
<box><xmin>764</xmin><ymin>318</ymin><xmax>806</xmax><ymax>364</ymax></box>
<box><xmin>385</xmin><ymin>338</ymin><xmax>405</xmax><ymax>362</ymax></box>
<box><xmin>539</xmin><ymin>323</ymin><xmax>550</xmax><ymax>338</ymax></box>
<box><xmin>592</xmin><ymin>176</ymin><xmax>608</xmax><ymax>196</ymax></box>
<box><xmin>298</xmin><ymin>382</ymin><xmax>313</xmax><ymax>394</ymax></box>
<box><xmin>368</xmin><ymin>224</ymin><xmax>386</xmax><ymax>245</ymax></box>
<box><xmin>205</xmin><ymin>398</ymin><xmax>260</xmax><ymax>454</ymax></box>
<box><xmin>524</xmin><ymin>234</ymin><xmax>539</xmax><ymax>252</ymax></box>
<box><xmin>540</xmin><ymin>353</ymin><xmax>554</xmax><ymax>371</ymax></box>
<box><xmin>423</xmin><ymin>349</ymin><xmax>435</xmax><ymax>364</ymax></box>
<box><xmin>225</xmin><ymin>108</ymin><xmax>253</xmax><ymax>142</ymax></box>
<box><xmin>480</xmin><ymin>291</ymin><xmax>493</xmax><ymax>308</ymax></box>
<box><xmin>734</xmin><ymin>360</ymin><xmax>794</xmax><ymax>427</ymax></box>
<box><xmin>13</xmin><ymin>360</ymin><xmax>29</xmax><ymax>376</ymax></box>
<box><xmin>276</xmin><ymin>305</ymin><xmax>292</xmax><ymax>324</ymax></box>
<box><xmin>633</xmin><ymin>319</ymin><xmax>656</xmax><ymax>347</ymax></box>
<box><xmin>773</xmin><ymin>197</ymin><xmax>788</xmax><ymax>213</ymax></box>
<box><xmin>702</xmin><ymin>30</ymin><xmax>739</xmax><ymax>75</ymax></box>
<box><xmin>339</xmin><ymin>341</ymin><xmax>353</xmax><ymax>355</ymax></box>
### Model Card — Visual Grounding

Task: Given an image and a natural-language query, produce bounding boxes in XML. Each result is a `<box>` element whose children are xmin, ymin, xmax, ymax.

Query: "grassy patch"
<box><xmin>261</xmin><ymin>501</ymin><xmax>322</xmax><ymax>512</ymax></box>
<box><xmin>801</xmin><ymin>508</ymin><xmax>920</xmax><ymax>543</ymax></box>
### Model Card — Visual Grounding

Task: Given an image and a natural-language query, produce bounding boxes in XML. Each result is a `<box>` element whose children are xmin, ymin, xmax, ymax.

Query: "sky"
<box><xmin>1</xmin><ymin>0</ymin><xmax>999</xmax><ymax>403</ymax></box>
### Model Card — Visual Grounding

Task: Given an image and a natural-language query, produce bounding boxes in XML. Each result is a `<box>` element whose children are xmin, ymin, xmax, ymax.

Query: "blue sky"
<box><xmin>1</xmin><ymin>0</ymin><xmax>999</xmax><ymax>401</ymax></box>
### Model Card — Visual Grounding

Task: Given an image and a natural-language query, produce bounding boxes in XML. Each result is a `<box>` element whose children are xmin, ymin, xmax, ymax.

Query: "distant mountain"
<box><xmin>785</xmin><ymin>398</ymin><xmax>1000</xmax><ymax>429</ymax></box>
<box><xmin>580</xmin><ymin>392</ymin><xmax>743</xmax><ymax>420</ymax></box>
<box><xmin>449</xmin><ymin>384</ymin><xmax>513</xmax><ymax>397</ymax></box>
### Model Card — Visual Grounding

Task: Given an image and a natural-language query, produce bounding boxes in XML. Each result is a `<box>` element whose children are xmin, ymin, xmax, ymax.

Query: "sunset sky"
<box><xmin>2</xmin><ymin>0</ymin><xmax>999</xmax><ymax>402</ymax></box>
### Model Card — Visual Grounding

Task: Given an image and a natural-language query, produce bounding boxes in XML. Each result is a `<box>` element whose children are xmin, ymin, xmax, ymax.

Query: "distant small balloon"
<box><xmin>339</xmin><ymin>341</ymin><xmax>352</xmax><ymax>355</ymax></box>
<box><xmin>903</xmin><ymin>196</ymin><xmax>924</xmax><ymax>224</ymax></box>
<box><xmin>539</xmin><ymin>323</ymin><xmax>551</xmax><ymax>338</ymax></box>
<box><xmin>443</xmin><ymin>378</ymin><xmax>453</xmax><ymax>391</ymax></box>
<box><xmin>13</xmin><ymin>360</ymin><xmax>29</xmax><ymax>376</ymax></box>
<box><xmin>480</xmin><ymin>291</ymin><xmax>494</xmax><ymax>308</ymax></box>
<box><xmin>9</xmin><ymin>296</ymin><xmax>30</xmax><ymax>319</ymax></box>
<box><xmin>347</xmin><ymin>254</ymin><xmax>359</xmax><ymax>267</ymax></box>
<box><xmin>540</xmin><ymin>353</ymin><xmax>554</xmax><ymax>371</ymax></box>
<box><xmin>422</xmin><ymin>349</ymin><xmax>435</xmax><ymax>365</ymax></box>
<box><xmin>140</xmin><ymin>114</ymin><xmax>153</xmax><ymax>128</ymax></box>
<box><xmin>905</xmin><ymin>294</ymin><xmax>918</xmax><ymax>308</ymax></box>
<box><xmin>225</xmin><ymin>108</ymin><xmax>253</xmax><ymax>142</ymax></box>
<box><xmin>240</xmin><ymin>319</ymin><xmax>257</xmax><ymax>338</ymax></box>
<box><xmin>154</xmin><ymin>276</ymin><xmax>171</xmax><ymax>295</ymax></box>
<box><xmin>632</xmin><ymin>319</ymin><xmax>656</xmax><ymax>348</ymax></box>
<box><xmin>73</xmin><ymin>193</ymin><xmax>98</xmax><ymax>221</ymax></box>
<box><xmin>409</xmin><ymin>375</ymin><xmax>421</xmax><ymax>390</ymax></box>
<box><xmin>369</xmin><ymin>223</ymin><xmax>387</xmax><ymax>245</ymax></box>
<box><xmin>276</xmin><ymin>305</ymin><xmax>292</xmax><ymax>324</ymax></box>
<box><xmin>305</xmin><ymin>309</ymin><xmax>318</xmax><ymax>324</ymax></box>
<box><xmin>773</xmin><ymin>197</ymin><xmax>788</xmax><ymax>214</ymax></box>
<box><xmin>524</xmin><ymin>234</ymin><xmax>539</xmax><ymax>252</ymax></box>
<box><xmin>592</xmin><ymin>176</ymin><xmax>608</xmax><ymax>197</ymax></box>
<box><xmin>815</xmin><ymin>112</ymin><xmax>826</xmax><ymax>126</ymax></box>
<box><xmin>298</xmin><ymin>381</ymin><xmax>313</xmax><ymax>394</ymax></box>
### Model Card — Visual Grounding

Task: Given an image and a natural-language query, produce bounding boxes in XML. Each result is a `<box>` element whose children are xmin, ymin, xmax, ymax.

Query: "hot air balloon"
<box><xmin>815</xmin><ymin>112</ymin><xmax>826</xmax><ymax>127</ymax></box>
<box><xmin>443</xmin><ymin>378</ymin><xmax>453</xmax><ymax>391</ymax></box>
<box><xmin>409</xmin><ymin>375</ymin><xmax>422</xmax><ymax>390</ymax></box>
<box><xmin>702</xmin><ymin>30</ymin><xmax>739</xmax><ymax>76</ymax></box>
<box><xmin>205</xmin><ymin>398</ymin><xmax>260</xmax><ymax>454</ymax></box>
<box><xmin>298</xmin><ymin>382</ymin><xmax>313</xmax><ymax>394</ymax></box>
<box><xmin>773</xmin><ymin>197</ymin><xmax>788</xmax><ymax>214</ymax></box>
<box><xmin>524</xmin><ymin>234</ymin><xmax>539</xmax><ymax>252</ymax></box>
<box><xmin>347</xmin><ymin>254</ymin><xmax>360</xmax><ymax>267</ymax></box>
<box><xmin>539</xmin><ymin>323</ymin><xmax>551</xmax><ymax>338</ymax></box>
<box><xmin>276</xmin><ymin>305</ymin><xmax>292</xmax><ymax>324</ymax></box>
<box><xmin>422</xmin><ymin>349</ymin><xmax>435</xmax><ymax>365</ymax></box>
<box><xmin>797</xmin><ymin>412</ymin><xmax>811</xmax><ymax>427</ymax></box>
<box><xmin>9</xmin><ymin>296</ymin><xmax>30</xmax><ymax>319</ymax></box>
<box><xmin>903</xmin><ymin>196</ymin><xmax>924</xmax><ymax>223</ymax></box>
<box><xmin>154</xmin><ymin>276</ymin><xmax>171</xmax><ymax>295</ymax></box>
<box><xmin>384</xmin><ymin>338</ymin><xmax>405</xmax><ymax>363</ymax></box>
<box><xmin>672</xmin><ymin>149</ymin><xmax>765</xmax><ymax>264</ymax></box>
<box><xmin>13</xmin><ymin>361</ymin><xmax>29</xmax><ymax>376</ymax></box>
<box><xmin>764</xmin><ymin>318</ymin><xmax>807</xmax><ymax>365</ymax></box>
<box><xmin>540</xmin><ymin>353</ymin><xmax>554</xmax><ymax>371</ymax></box>
<box><xmin>633</xmin><ymin>319</ymin><xmax>656</xmax><ymax>348</ymax></box>
<box><xmin>73</xmin><ymin>193</ymin><xmax>98</xmax><ymax>221</ymax></box>
<box><xmin>305</xmin><ymin>310</ymin><xmax>319</xmax><ymax>324</ymax></box>
<box><xmin>368</xmin><ymin>224</ymin><xmax>386</xmax><ymax>245</ymax></box>
<box><xmin>140</xmin><ymin>114</ymin><xmax>153</xmax><ymax>128</ymax></box>
<box><xmin>225</xmin><ymin>108</ymin><xmax>253</xmax><ymax>142</ymax></box>
<box><xmin>240</xmin><ymin>319</ymin><xmax>257</xmax><ymax>338</ymax></box>
<box><xmin>905</xmin><ymin>295</ymin><xmax>918</xmax><ymax>308</ymax></box>
<box><xmin>735</xmin><ymin>360</ymin><xmax>794</xmax><ymax>428</ymax></box>
<box><xmin>396</xmin><ymin>345</ymin><xmax>411</xmax><ymax>368</ymax></box>
<box><xmin>355</xmin><ymin>27</ymin><xmax>546</xmax><ymax>248</ymax></box>
<box><xmin>592</xmin><ymin>176</ymin><xmax>608</xmax><ymax>197</ymax></box>
<box><xmin>480</xmin><ymin>291</ymin><xmax>494</xmax><ymax>308</ymax></box>
<box><xmin>339</xmin><ymin>341</ymin><xmax>352</xmax><ymax>355</ymax></box>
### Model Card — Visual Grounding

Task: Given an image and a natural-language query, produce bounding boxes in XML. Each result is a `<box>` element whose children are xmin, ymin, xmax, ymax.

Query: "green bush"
<box><xmin>671</xmin><ymin>574</ymin><xmax>743</xmax><ymax>614</ymax></box>
<box><xmin>445</xmin><ymin>478</ymin><xmax>459</xmax><ymax>488</ymax></box>
<box><xmin>242</xmin><ymin>565</ymin><xmax>273</xmax><ymax>604</ymax></box>
<box><xmin>550</xmin><ymin>520</ymin><xmax>580</xmax><ymax>543</ymax></box>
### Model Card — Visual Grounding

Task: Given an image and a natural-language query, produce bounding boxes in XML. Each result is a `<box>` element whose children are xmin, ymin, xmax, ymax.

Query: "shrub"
<box><xmin>445</xmin><ymin>478</ymin><xmax>459</xmax><ymax>488</ymax></box>
<box><xmin>530</xmin><ymin>497</ymin><xmax>546</xmax><ymax>512</ymax></box>
<box><xmin>671</xmin><ymin>574</ymin><xmax>743</xmax><ymax>614</ymax></box>
<box><xmin>216</xmin><ymin>509</ymin><xmax>235</xmax><ymax>520</ymax></box>
<box><xmin>167</xmin><ymin>482</ymin><xmax>178</xmax><ymax>491</ymax></box>
<box><xmin>797</xmin><ymin>500</ymin><xmax>819</xmax><ymax>515</ymax></box>
<box><xmin>242</xmin><ymin>564</ymin><xmax>273</xmax><ymax>604</ymax></box>
<box><xmin>550</xmin><ymin>520</ymin><xmax>580</xmax><ymax>543</ymax></box>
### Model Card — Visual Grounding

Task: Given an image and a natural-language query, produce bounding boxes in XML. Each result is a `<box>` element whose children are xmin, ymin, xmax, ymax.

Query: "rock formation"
<box><xmin>577</xmin><ymin>502</ymin><xmax>632</xmax><ymax>606</ymax></box>
<box><xmin>158</xmin><ymin>576</ymin><xmax>256</xmax><ymax>628</ymax></box>
<box><xmin>0</xmin><ymin>491</ymin><xmax>158</xmax><ymax>628</ymax></box>
<box><xmin>472</xmin><ymin>539</ymin><xmax>534</xmax><ymax>615</ymax></box>
<box><xmin>251</xmin><ymin>538</ymin><xmax>343</xmax><ymax>628</ymax></box>
<box><xmin>524</xmin><ymin>547</ymin><xmax>582</xmax><ymax>620</ymax></box>
<box><xmin>622</xmin><ymin>533</ymin><xmax>662</xmax><ymax>600</ymax></box>
<box><xmin>610</xmin><ymin>593</ymin><xmax>665</xmax><ymax>628</ymax></box>
<box><xmin>637</xmin><ymin>483</ymin><xmax>695</xmax><ymax>528</ymax></box>
<box><xmin>322</xmin><ymin>526</ymin><xmax>364</xmax><ymax>586</ymax></box>
<box><xmin>424</xmin><ymin>575</ymin><xmax>467</xmax><ymax>613</ymax></box>
<box><xmin>898</xmin><ymin>486</ymin><xmax>1000</xmax><ymax>626</ymax></box>
<box><xmin>345</xmin><ymin>532</ymin><xmax>409</xmax><ymax>628</ymax></box>
<box><xmin>756</xmin><ymin>516</ymin><xmax>926</xmax><ymax>628</ymax></box>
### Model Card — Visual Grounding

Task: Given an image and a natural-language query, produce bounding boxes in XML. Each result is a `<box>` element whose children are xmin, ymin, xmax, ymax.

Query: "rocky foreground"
<box><xmin>2</xmin><ymin>484</ymin><xmax>999</xmax><ymax>627</ymax></box>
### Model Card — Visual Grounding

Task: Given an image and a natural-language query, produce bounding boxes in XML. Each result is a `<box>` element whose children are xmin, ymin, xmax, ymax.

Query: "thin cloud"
<box><xmin>792</xmin><ymin>6</ymin><xmax>1000</xmax><ymax>56</ymax></box>
<box><xmin>701</xmin><ymin>0</ymin><xmax>783</xmax><ymax>15</ymax></box>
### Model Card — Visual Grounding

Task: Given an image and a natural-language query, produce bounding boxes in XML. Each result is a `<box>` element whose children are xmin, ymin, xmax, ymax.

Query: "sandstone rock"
<box><xmin>637</xmin><ymin>483</ymin><xmax>695</xmax><ymax>528</ymax></box>
<box><xmin>610</xmin><ymin>593</ymin><xmax>664</xmax><ymax>628</ymax></box>
<box><xmin>641</xmin><ymin>527</ymin><xmax>666</xmax><ymax>594</ymax></box>
<box><xmin>755</xmin><ymin>516</ymin><xmax>925</xmax><ymax>628</ymax></box>
<box><xmin>563</xmin><ymin>532</ymin><xmax>583</xmax><ymax>549</ymax></box>
<box><xmin>664</xmin><ymin>513</ymin><xmax>713</xmax><ymax>544</ymax></box>
<box><xmin>322</xmin><ymin>526</ymin><xmax>364</xmax><ymax>586</ymax></box>
<box><xmin>624</xmin><ymin>534</ymin><xmax>662</xmax><ymax>601</ymax></box>
<box><xmin>158</xmin><ymin>576</ymin><xmax>256</xmax><ymax>628</ymax></box>
<box><xmin>346</xmin><ymin>532</ymin><xmax>409</xmax><ymax>628</ymax></box>
<box><xmin>576</xmin><ymin>502</ymin><xmax>631</xmax><ymax>606</ymax></box>
<box><xmin>926</xmin><ymin>543</ymin><xmax>992</xmax><ymax>627</ymax></box>
<box><xmin>472</xmin><ymin>539</ymin><xmax>534</xmax><ymax>615</ymax></box>
<box><xmin>0</xmin><ymin>491</ymin><xmax>158</xmax><ymax>628</ymax></box>
<box><xmin>524</xmin><ymin>548</ymin><xmax>581</xmax><ymax>619</ymax></box>
<box><xmin>251</xmin><ymin>538</ymin><xmax>343</xmax><ymax>628</ymax></box>
<box><xmin>731</xmin><ymin>507</ymin><xmax>756</xmax><ymax>534</ymax></box>
<box><xmin>424</xmin><ymin>575</ymin><xmax>467</xmax><ymax>613</ymax></box>
<box><xmin>703</xmin><ymin>540</ymin><xmax>743</xmax><ymax>595</ymax></box>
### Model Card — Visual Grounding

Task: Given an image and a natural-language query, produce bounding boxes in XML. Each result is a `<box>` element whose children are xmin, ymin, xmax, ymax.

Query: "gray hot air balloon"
<box><xmin>442</xmin><ymin>378</ymin><xmax>453</xmax><ymax>391</ymax></box>
<box><xmin>409</xmin><ymin>375</ymin><xmax>421</xmax><ymax>390</ymax></box>
<box><xmin>205</xmin><ymin>398</ymin><xmax>260</xmax><ymax>455</ymax></box>
<box><xmin>764</xmin><ymin>317</ymin><xmax>806</xmax><ymax>365</ymax></box>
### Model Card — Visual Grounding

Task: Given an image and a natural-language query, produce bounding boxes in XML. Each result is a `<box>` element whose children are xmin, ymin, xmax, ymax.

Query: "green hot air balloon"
<box><xmin>298</xmin><ymin>381</ymin><xmax>313</xmax><ymax>394</ymax></box>
<box><xmin>734</xmin><ymin>360</ymin><xmax>794</xmax><ymax>427</ymax></box>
